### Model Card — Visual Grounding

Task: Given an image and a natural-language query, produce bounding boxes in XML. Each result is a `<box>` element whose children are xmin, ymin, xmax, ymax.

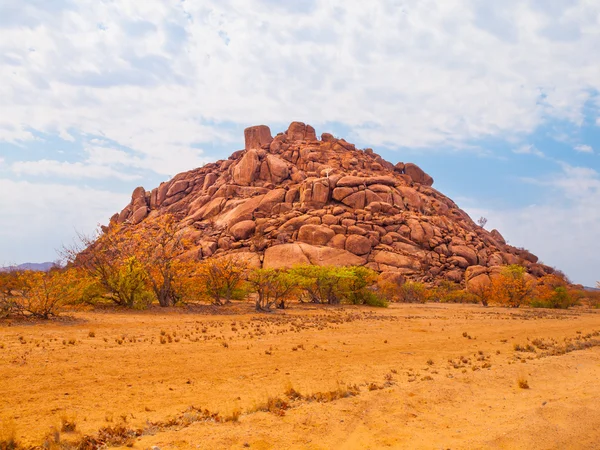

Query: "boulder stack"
<box><xmin>109</xmin><ymin>123</ymin><xmax>553</xmax><ymax>284</ymax></box>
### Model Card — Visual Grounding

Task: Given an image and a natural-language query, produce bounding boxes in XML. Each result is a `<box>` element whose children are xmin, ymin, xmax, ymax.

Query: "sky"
<box><xmin>0</xmin><ymin>0</ymin><xmax>599</xmax><ymax>286</ymax></box>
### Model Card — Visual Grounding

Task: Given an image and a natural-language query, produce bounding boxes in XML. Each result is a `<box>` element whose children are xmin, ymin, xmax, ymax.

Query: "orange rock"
<box><xmin>105</xmin><ymin>123</ymin><xmax>551</xmax><ymax>285</ymax></box>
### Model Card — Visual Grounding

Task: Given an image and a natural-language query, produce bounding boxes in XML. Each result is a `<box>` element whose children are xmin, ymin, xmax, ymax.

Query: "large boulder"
<box><xmin>404</xmin><ymin>163</ymin><xmax>434</xmax><ymax>186</ymax></box>
<box><xmin>298</xmin><ymin>243</ymin><xmax>367</xmax><ymax>267</ymax></box>
<box><xmin>450</xmin><ymin>245</ymin><xmax>478</xmax><ymax>266</ymax></box>
<box><xmin>300</xmin><ymin>178</ymin><xmax>330</xmax><ymax>207</ymax></box>
<box><xmin>345</xmin><ymin>234</ymin><xmax>372</xmax><ymax>255</ymax></box>
<box><xmin>233</xmin><ymin>149</ymin><xmax>260</xmax><ymax>185</ymax></box>
<box><xmin>244</xmin><ymin>125</ymin><xmax>273</xmax><ymax>150</ymax></box>
<box><xmin>230</xmin><ymin>220</ymin><xmax>256</xmax><ymax>240</ymax></box>
<box><xmin>287</xmin><ymin>122</ymin><xmax>317</xmax><ymax>141</ymax></box>
<box><xmin>263</xmin><ymin>244</ymin><xmax>310</xmax><ymax>269</ymax></box>
<box><xmin>298</xmin><ymin>224</ymin><xmax>335</xmax><ymax>246</ymax></box>
<box><xmin>265</xmin><ymin>155</ymin><xmax>289</xmax><ymax>183</ymax></box>
<box><xmin>372</xmin><ymin>251</ymin><xmax>420</xmax><ymax>270</ymax></box>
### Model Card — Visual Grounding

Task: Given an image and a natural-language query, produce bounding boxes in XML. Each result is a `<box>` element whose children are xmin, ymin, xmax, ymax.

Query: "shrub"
<box><xmin>286</xmin><ymin>265</ymin><xmax>386</xmax><ymax>307</ymax></box>
<box><xmin>517</xmin><ymin>376</ymin><xmax>529</xmax><ymax>389</ymax></box>
<box><xmin>342</xmin><ymin>266</ymin><xmax>379</xmax><ymax>305</ymax></box>
<box><xmin>6</xmin><ymin>268</ymin><xmax>88</xmax><ymax>319</ymax></box>
<box><xmin>429</xmin><ymin>281</ymin><xmax>477</xmax><ymax>304</ymax></box>
<box><xmin>361</xmin><ymin>291</ymin><xmax>388</xmax><ymax>308</ymax></box>
<box><xmin>396</xmin><ymin>282</ymin><xmax>428</xmax><ymax>303</ymax></box>
<box><xmin>489</xmin><ymin>265</ymin><xmax>534</xmax><ymax>308</ymax></box>
<box><xmin>439</xmin><ymin>289</ymin><xmax>479</xmax><ymax>304</ymax></box>
<box><xmin>530</xmin><ymin>287</ymin><xmax>574</xmax><ymax>309</ymax></box>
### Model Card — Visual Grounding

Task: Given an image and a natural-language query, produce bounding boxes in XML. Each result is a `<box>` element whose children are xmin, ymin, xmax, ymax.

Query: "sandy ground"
<box><xmin>1</xmin><ymin>303</ymin><xmax>600</xmax><ymax>449</ymax></box>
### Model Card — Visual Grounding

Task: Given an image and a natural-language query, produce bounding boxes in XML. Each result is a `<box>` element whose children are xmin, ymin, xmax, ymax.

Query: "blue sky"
<box><xmin>0</xmin><ymin>0</ymin><xmax>599</xmax><ymax>286</ymax></box>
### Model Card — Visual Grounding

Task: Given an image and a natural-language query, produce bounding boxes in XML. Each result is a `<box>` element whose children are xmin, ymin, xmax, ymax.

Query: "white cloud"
<box><xmin>11</xmin><ymin>159</ymin><xmax>142</xmax><ymax>181</ymax></box>
<box><xmin>574</xmin><ymin>144</ymin><xmax>593</xmax><ymax>153</ymax></box>
<box><xmin>0</xmin><ymin>0</ymin><xmax>600</xmax><ymax>158</ymax></box>
<box><xmin>513</xmin><ymin>144</ymin><xmax>545</xmax><ymax>157</ymax></box>
<box><xmin>1</xmin><ymin>0</ymin><xmax>600</xmax><ymax>278</ymax></box>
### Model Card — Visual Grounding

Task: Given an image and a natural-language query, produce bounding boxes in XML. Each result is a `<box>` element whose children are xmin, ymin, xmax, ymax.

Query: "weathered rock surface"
<box><xmin>109</xmin><ymin>122</ymin><xmax>552</xmax><ymax>285</ymax></box>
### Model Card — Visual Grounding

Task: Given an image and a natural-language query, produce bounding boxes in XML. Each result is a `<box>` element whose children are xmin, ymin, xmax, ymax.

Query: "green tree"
<box><xmin>290</xmin><ymin>265</ymin><xmax>353</xmax><ymax>304</ymax></box>
<box><xmin>248</xmin><ymin>268</ymin><xmax>301</xmax><ymax>311</ymax></box>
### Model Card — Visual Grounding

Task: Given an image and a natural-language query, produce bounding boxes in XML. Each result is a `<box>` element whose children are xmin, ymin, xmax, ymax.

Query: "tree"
<box><xmin>290</xmin><ymin>266</ymin><xmax>354</xmax><ymax>304</ymax></box>
<box><xmin>466</xmin><ymin>276</ymin><xmax>492</xmax><ymax>307</ymax></box>
<box><xmin>0</xmin><ymin>271</ymin><xmax>20</xmax><ymax>317</ymax></box>
<box><xmin>196</xmin><ymin>256</ymin><xmax>249</xmax><ymax>305</ymax></box>
<box><xmin>490</xmin><ymin>265</ymin><xmax>534</xmax><ymax>308</ymax></box>
<box><xmin>532</xmin><ymin>274</ymin><xmax>573</xmax><ymax>309</ymax></box>
<box><xmin>247</xmin><ymin>268</ymin><xmax>300</xmax><ymax>311</ymax></box>
<box><xmin>124</xmin><ymin>215</ymin><xmax>191</xmax><ymax>307</ymax></box>
<box><xmin>62</xmin><ymin>226</ymin><xmax>146</xmax><ymax>307</ymax></box>
<box><xmin>108</xmin><ymin>256</ymin><xmax>150</xmax><ymax>308</ymax></box>
<box><xmin>63</xmin><ymin>214</ymin><xmax>194</xmax><ymax>308</ymax></box>
<box><xmin>10</xmin><ymin>269</ymin><xmax>86</xmax><ymax>319</ymax></box>
<box><xmin>343</xmin><ymin>266</ymin><xmax>380</xmax><ymax>305</ymax></box>
<box><xmin>477</xmin><ymin>217</ymin><xmax>488</xmax><ymax>228</ymax></box>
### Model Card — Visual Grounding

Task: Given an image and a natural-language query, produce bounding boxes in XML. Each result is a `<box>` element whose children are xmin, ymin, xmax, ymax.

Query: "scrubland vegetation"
<box><xmin>1</xmin><ymin>216</ymin><xmax>598</xmax><ymax>320</ymax></box>
<box><xmin>2</xmin><ymin>216</ymin><xmax>600</xmax><ymax>448</ymax></box>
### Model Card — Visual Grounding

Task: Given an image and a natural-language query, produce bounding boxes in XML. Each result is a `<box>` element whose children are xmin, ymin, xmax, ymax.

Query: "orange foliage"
<box><xmin>489</xmin><ymin>265</ymin><xmax>534</xmax><ymax>308</ymax></box>
<box><xmin>3</xmin><ymin>268</ymin><xmax>87</xmax><ymax>319</ymax></box>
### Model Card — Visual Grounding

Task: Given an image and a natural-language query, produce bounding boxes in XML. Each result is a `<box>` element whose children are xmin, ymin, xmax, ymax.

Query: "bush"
<box><xmin>397</xmin><ymin>282</ymin><xmax>428</xmax><ymax>303</ymax></box>
<box><xmin>362</xmin><ymin>291</ymin><xmax>388</xmax><ymax>308</ymax></box>
<box><xmin>438</xmin><ymin>289</ymin><xmax>479</xmax><ymax>304</ymax></box>
<box><xmin>3</xmin><ymin>268</ymin><xmax>88</xmax><ymax>319</ymax></box>
<box><xmin>530</xmin><ymin>287</ymin><xmax>574</xmax><ymax>309</ymax></box>
<box><xmin>530</xmin><ymin>273</ymin><xmax>575</xmax><ymax>309</ymax></box>
<box><xmin>489</xmin><ymin>265</ymin><xmax>533</xmax><ymax>308</ymax></box>
<box><xmin>429</xmin><ymin>281</ymin><xmax>478</xmax><ymax>304</ymax></box>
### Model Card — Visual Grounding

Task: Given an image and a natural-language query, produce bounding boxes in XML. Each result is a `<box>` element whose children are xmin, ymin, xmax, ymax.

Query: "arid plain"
<box><xmin>2</xmin><ymin>303</ymin><xmax>600</xmax><ymax>449</ymax></box>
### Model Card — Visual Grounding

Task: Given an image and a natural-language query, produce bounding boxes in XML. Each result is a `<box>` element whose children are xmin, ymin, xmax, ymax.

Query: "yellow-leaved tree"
<box><xmin>63</xmin><ymin>214</ymin><xmax>196</xmax><ymax>308</ymax></box>
<box><xmin>196</xmin><ymin>256</ymin><xmax>249</xmax><ymax>305</ymax></box>
<box><xmin>490</xmin><ymin>265</ymin><xmax>534</xmax><ymax>308</ymax></box>
<box><xmin>11</xmin><ymin>268</ymin><xmax>87</xmax><ymax>319</ymax></box>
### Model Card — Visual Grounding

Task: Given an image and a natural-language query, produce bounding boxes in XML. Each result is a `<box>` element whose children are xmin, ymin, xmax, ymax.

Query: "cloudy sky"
<box><xmin>1</xmin><ymin>0</ymin><xmax>599</xmax><ymax>285</ymax></box>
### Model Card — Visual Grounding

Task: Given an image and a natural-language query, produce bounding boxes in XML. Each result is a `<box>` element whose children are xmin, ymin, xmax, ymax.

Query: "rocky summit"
<box><xmin>109</xmin><ymin>122</ymin><xmax>553</xmax><ymax>285</ymax></box>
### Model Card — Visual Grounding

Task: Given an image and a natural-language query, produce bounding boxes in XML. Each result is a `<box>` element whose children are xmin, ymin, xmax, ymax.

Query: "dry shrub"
<box><xmin>60</xmin><ymin>414</ymin><xmax>77</xmax><ymax>433</ymax></box>
<box><xmin>517</xmin><ymin>376</ymin><xmax>529</xmax><ymax>389</ymax></box>
<box><xmin>392</xmin><ymin>282</ymin><xmax>428</xmax><ymax>303</ymax></box>
<box><xmin>0</xmin><ymin>421</ymin><xmax>20</xmax><ymax>450</ymax></box>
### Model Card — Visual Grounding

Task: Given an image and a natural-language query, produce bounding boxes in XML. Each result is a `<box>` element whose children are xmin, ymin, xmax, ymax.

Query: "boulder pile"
<box><xmin>109</xmin><ymin>122</ymin><xmax>553</xmax><ymax>285</ymax></box>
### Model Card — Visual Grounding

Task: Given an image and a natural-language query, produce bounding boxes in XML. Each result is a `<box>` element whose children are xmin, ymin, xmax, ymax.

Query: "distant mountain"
<box><xmin>0</xmin><ymin>262</ymin><xmax>57</xmax><ymax>272</ymax></box>
<box><xmin>584</xmin><ymin>286</ymin><xmax>600</xmax><ymax>292</ymax></box>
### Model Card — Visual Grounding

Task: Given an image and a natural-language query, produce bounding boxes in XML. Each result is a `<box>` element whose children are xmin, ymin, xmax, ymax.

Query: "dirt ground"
<box><xmin>1</xmin><ymin>303</ymin><xmax>600</xmax><ymax>449</ymax></box>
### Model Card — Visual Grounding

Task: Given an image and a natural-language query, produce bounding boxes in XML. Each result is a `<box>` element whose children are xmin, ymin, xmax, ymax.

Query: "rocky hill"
<box><xmin>108</xmin><ymin>122</ymin><xmax>554</xmax><ymax>286</ymax></box>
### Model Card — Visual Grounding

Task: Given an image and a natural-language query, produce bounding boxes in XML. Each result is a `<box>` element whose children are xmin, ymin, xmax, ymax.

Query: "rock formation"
<box><xmin>108</xmin><ymin>122</ymin><xmax>553</xmax><ymax>285</ymax></box>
